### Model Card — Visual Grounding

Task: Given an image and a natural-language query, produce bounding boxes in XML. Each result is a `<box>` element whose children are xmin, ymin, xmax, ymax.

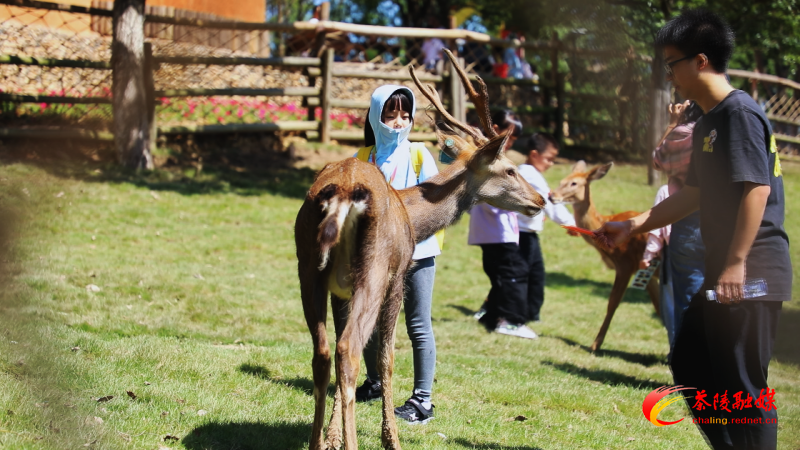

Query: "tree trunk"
<box><xmin>646</xmin><ymin>49</ymin><xmax>669</xmax><ymax>186</ymax></box>
<box><xmin>112</xmin><ymin>0</ymin><xmax>153</xmax><ymax>170</ymax></box>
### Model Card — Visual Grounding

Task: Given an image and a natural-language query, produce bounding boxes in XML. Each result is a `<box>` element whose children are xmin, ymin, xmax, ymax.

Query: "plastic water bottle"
<box><xmin>705</xmin><ymin>278</ymin><xmax>768</xmax><ymax>302</ymax></box>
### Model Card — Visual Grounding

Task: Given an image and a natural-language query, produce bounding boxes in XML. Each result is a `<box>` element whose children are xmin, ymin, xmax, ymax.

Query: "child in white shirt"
<box><xmin>516</xmin><ymin>133</ymin><xmax>575</xmax><ymax>322</ymax></box>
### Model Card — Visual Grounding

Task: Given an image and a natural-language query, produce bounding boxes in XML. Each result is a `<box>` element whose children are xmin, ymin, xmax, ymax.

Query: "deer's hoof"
<box><xmin>324</xmin><ymin>433</ymin><xmax>343</xmax><ymax>450</ymax></box>
<box><xmin>381</xmin><ymin>437</ymin><xmax>401</xmax><ymax>450</ymax></box>
<box><xmin>590</xmin><ymin>341</ymin><xmax>602</xmax><ymax>352</ymax></box>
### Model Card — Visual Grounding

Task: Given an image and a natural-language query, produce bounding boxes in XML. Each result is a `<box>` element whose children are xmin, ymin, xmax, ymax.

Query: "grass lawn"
<box><xmin>0</xmin><ymin>153</ymin><xmax>798</xmax><ymax>450</ymax></box>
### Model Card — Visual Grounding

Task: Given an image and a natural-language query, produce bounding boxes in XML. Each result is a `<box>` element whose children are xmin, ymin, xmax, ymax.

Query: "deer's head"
<box><xmin>409</xmin><ymin>50</ymin><xmax>545</xmax><ymax>216</ymax></box>
<box><xmin>550</xmin><ymin>160</ymin><xmax>613</xmax><ymax>205</ymax></box>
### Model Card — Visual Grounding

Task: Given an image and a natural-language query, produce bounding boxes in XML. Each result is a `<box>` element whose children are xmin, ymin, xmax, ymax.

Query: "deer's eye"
<box><xmin>571</xmin><ymin>181</ymin><xmax>577</xmax><ymax>186</ymax></box>
<box><xmin>506</xmin><ymin>168</ymin><xmax>516</xmax><ymax>177</ymax></box>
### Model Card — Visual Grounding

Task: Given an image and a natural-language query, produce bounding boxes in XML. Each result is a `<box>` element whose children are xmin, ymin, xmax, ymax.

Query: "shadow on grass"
<box><xmin>183</xmin><ymin>420</ymin><xmax>310</xmax><ymax>450</ymax></box>
<box><xmin>450</xmin><ymin>438</ymin><xmax>543</xmax><ymax>449</ymax></box>
<box><xmin>542</xmin><ymin>360</ymin><xmax>664</xmax><ymax>391</ymax></box>
<box><xmin>547</xmin><ymin>271</ymin><xmax>655</xmax><ymax>304</ymax></box>
<box><xmin>773</xmin><ymin>306</ymin><xmax>800</xmax><ymax>368</ymax></box>
<box><xmin>447</xmin><ymin>304</ymin><xmax>479</xmax><ymax>317</ymax></box>
<box><xmin>0</xmin><ymin>138</ymin><xmax>320</xmax><ymax>199</ymax></box>
<box><xmin>239</xmin><ymin>363</ymin><xmax>335</xmax><ymax>397</ymax></box>
<box><xmin>551</xmin><ymin>336</ymin><xmax>666</xmax><ymax>367</ymax></box>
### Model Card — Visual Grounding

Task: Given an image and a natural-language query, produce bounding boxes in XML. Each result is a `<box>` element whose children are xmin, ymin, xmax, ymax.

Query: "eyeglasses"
<box><xmin>664</xmin><ymin>54</ymin><xmax>698</xmax><ymax>76</ymax></box>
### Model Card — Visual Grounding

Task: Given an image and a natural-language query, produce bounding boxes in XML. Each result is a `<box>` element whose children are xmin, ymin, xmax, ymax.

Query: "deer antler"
<box><xmin>442</xmin><ymin>49</ymin><xmax>497</xmax><ymax>138</ymax></box>
<box><xmin>408</xmin><ymin>65</ymin><xmax>488</xmax><ymax>146</ymax></box>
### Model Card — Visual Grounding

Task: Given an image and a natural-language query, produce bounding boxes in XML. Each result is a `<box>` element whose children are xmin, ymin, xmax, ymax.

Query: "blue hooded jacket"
<box><xmin>361</xmin><ymin>85</ymin><xmax>440</xmax><ymax>259</ymax></box>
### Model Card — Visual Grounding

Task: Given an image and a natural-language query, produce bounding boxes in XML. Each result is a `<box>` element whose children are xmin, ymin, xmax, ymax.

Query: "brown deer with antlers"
<box><xmin>550</xmin><ymin>161</ymin><xmax>660</xmax><ymax>352</ymax></box>
<box><xmin>294</xmin><ymin>50</ymin><xmax>544</xmax><ymax>450</ymax></box>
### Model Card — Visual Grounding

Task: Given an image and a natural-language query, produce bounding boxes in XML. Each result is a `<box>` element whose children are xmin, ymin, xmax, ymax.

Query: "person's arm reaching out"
<box><xmin>598</xmin><ymin>184</ymin><xmax>700</xmax><ymax>246</ymax></box>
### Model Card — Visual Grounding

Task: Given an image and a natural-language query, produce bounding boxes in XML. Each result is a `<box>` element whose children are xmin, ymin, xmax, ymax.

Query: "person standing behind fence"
<box><xmin>516</xmin><ymin>133</ymin><xmax>575</xmax><ymax>323</ymax></box>
<box><xmin>469</xmin><ymin>110</ymin><xmax>537</xmax><ymax>339</ymax></box>
<box><xmin>641</xmin><ymin>100</ymin><xmax>705</xmax><ymax>355</ymax></box>
<box><xmin>352</xmin><ymin>85</ymin><xmax>440</xmax><ymax>425</ymax></box>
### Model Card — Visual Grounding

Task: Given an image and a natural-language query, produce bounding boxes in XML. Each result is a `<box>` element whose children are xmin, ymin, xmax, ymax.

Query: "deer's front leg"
<box><xmin>591</xmin><ymin>268</ymin><xmax>633</xmax><ymax>352</ymax></box>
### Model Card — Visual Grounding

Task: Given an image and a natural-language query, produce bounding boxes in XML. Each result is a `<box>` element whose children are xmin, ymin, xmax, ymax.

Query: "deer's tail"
<box><xmin>317</xmin><ymin>184</ymin><xmax>371</xmax><ymax>271</ymax></box>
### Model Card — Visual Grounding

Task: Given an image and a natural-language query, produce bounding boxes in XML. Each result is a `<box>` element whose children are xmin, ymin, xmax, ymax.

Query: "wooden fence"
<box><xmin>1</xmin><ymin>0</ymin><xmax>797</xmax><ymax>162</ymax></box>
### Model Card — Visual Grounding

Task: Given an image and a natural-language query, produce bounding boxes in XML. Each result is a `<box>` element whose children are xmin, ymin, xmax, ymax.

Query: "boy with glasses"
<box><xmin>599</xmin><ymin>9</ymin><xmax>790</xmax><ymax>450</ymax></box>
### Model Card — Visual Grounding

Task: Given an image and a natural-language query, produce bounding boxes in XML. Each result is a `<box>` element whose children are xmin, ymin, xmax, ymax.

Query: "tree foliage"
<box><xmin>314</xmin><ymin>0</ymin><xmax>797</xmax><ymax>80</ymax></box>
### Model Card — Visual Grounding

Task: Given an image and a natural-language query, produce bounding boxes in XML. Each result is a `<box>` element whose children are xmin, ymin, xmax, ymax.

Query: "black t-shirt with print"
<box><xmin>685</xmin><ymin>90</ymin><xmax>791</xmax><ymax>301</ymax></box>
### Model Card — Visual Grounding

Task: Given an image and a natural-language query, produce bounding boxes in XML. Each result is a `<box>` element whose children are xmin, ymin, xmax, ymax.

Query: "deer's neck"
<box><xmin>397</xmin><ymin>164</ymin><xmax>475</xmax><ymax>243</ymax></box>
<box><xmin>572</xmin><ymin>188</ymin><xmax>605</xmax><ymax>230</ymax></box>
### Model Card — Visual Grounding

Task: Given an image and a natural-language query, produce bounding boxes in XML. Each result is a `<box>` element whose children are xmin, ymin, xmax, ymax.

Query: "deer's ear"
<box><xmin>571</xmin><ymin>160</ymin><xmax>587</xmax><ymax>173</ymax></box>
<box><xmin>436</xmin><ymin>130</ymin><xmax>473</xmax><ymax>160</ymax></box>
<box><xmin>472</xmin><ymin>132</ymin><xmax>508</xmax><ymax>165</ymax></box>
<box><xmin>588</xmin><ymin>162</ymin><xmax>614</xmax><ymax>181</ymax></box>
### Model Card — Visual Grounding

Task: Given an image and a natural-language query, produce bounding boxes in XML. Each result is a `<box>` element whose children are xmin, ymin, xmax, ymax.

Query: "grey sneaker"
<box><xmin>495</xmin><ymin>320</ymin><xmax>538</xmax><ymax>339</ymax></box>
<box><xmin>394</xmin><ymin>397</ymin><xmax>434</xmax><ymax>424</ymax></box>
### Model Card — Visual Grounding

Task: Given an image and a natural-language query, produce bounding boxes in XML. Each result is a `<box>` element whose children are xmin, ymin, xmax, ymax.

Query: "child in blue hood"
<box><xmin>354</xmin><ymin>85</ymin><xmax>439</xmax><ymax>425</ymax></box>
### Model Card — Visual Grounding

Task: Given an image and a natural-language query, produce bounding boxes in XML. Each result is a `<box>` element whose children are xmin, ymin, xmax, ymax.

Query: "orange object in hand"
<box><xmin>561</xmin><ymin>225</ymin><xmax>613</xmax><ymax>249</ymax></box>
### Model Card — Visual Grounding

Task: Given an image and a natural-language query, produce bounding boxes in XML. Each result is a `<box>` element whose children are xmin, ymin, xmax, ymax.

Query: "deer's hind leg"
<box><xmin>300</xmin><ymin>270</ymin><xmax>332</xmax><ymax>450</ymax></box>
<box><xmin>591</xmin><ymin>268</ymin><xmax>634</xmax><ymax>352</ymax></box>
<box><xmin>378</xmin><ymin>270</ymin><xmax>407</xmax><ymax>450</ymax></box>
<box><xmin>336</xmin><ymin>270</ymin><xmax>386</xmax><ymax>449</ymax></box>
<box><xmin>324</xmin><ymin>294</ymin><xmax>348</xmax><ymax>450</ymax></box>
<box><xmin>646</xmin><ymin>273</ymin><xmax>661</xmax><ymax>316</ymax></box>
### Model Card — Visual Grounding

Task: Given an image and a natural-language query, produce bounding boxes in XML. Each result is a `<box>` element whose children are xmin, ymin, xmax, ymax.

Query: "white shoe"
<box><xmin>495</xmin><ymin>321</ymin><xmax>538</xmax><ymax>339</ymax></box>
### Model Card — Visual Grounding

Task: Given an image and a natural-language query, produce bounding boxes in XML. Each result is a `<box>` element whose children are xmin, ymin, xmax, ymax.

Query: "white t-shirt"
<box><xmin>516</xmin><ymin>164</ymin><xmax>575</xmax><ymax>233</ymax></box>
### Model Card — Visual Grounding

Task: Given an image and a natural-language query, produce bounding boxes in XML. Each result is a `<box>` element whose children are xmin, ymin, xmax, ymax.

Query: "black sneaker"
<box><xmin>394</xmin><ymin>397</ymin><xmax>434</xmax><ymax>424</ymax></box>
<box><xmin>355</xmin><ymin>378</ymin><xmax>382</xmax><ymax>403</ymax></box>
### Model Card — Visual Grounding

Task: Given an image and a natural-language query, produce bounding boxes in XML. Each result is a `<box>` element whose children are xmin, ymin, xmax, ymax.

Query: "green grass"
<box><xmin>0</xmin><ymin>157</ymin><xmax>798</xmax><ymax>450</ymax></box>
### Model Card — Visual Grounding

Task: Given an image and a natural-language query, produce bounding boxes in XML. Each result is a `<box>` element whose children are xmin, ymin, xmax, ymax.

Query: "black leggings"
<box><xmin>519</xmin><ymin>231</ymin><xmax>545</xmax><ymax>322</ymax></box>
<box><xmin>479</xmin><ymin>243</ymin><xmax>529</xmax><ymax>327</ymax></box>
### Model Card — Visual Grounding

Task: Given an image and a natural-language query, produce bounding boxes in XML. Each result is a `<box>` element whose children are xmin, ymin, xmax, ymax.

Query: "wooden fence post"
<box><xmin>112</xmin><ymin>0</ymin><xmax>153</xmax><ymax>170</ymax></box>
<box><xmin>307</xmin><ymin>3</ymin><xmax>330</xmax><ymax>123</ymax></box>
<box><xmin>646</xmin><ymin>49</ymin><xmax>668</xmax><ymax>186</ymax></box>
<box><xmin>320</xmin><ymin>48</ymin><xmax>334</xmax><ymax>144</ymax></box>
<box><xmin>554</xmin><ymin>72</ymin><xmax>565</xmax><ymax>149</ymax></box>
<box><xmin>144</xmin><ymin>42</ymin><xmax>157</xmax><ymax>157</ymax></box>
<box><xmin>448</xmin><ymin>57</ymin><xmax>466</xmax><ymax>125</ymax></box>
<box><xmin>550</xmin><ymin>33</ymin><xmax>563</xmax><ymax>149</ymax></box>
<box><xmin>628</xmin><ymin>57</ymin><xmax>641</xmax><ymax>158</ymax></box>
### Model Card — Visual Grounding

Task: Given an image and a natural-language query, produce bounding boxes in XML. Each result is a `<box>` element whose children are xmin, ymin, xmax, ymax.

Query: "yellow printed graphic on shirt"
<box><xmin>702</xmin><ymin>129</ymin><xmax>717</xmax><ymax>153</ymax></box>
<box><xmin>769</xmin><ymin>135</ymin><xmax>782</xmax><ymax>177</ymax></box>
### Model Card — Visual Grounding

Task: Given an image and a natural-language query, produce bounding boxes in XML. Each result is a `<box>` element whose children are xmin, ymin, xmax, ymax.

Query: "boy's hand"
<box><xmin>566</xmin><ymin>229</ymin><xmax>580</xmax><ymax>237</ymax></box>
<box><xmin>639</xmin><ymin>259</ymin><xmax>650</xmax><ymax>270</ymax></box>
<box><xmin>715</xmin><ymin>262</ymin><xmax>746</xmax><ymax>305</ymax></box>
<box><xmin>668</xmin><ymin>100</ymin><xmax>690</xmax><ymax>127</ymax></box>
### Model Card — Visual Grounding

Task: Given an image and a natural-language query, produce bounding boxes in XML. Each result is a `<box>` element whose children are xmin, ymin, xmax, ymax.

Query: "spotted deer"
<box><xmin>294</xmin><ymin>50</ymin><xmax>544</xmax><ymax>450</ymax></box>
<box><xmin>550</xmin><ymin>161</ymin><xmax>660</xmax><ymax>352</ymax></box>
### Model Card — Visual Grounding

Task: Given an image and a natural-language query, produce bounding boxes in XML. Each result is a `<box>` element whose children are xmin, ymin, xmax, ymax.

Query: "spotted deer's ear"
<box><xmin>571</xmin><ymin>160</ymin><xmax>587</xmax><ymax>173</ymax></box>
<box><xmin>588</xmin><ymin>162</ymin><xmax>614</xmax><ymax>181</ymax></box>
